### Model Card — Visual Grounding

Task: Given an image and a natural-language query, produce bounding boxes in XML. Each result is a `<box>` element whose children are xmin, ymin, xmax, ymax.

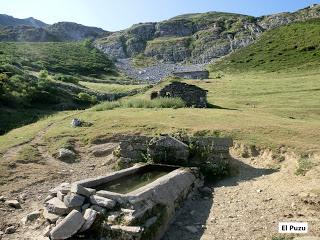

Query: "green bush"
<box><xmin>39</xmin><ymin>70</ymin><xmax>48</xmax><ymax>79</ymax></box>
<box><xmin>77</xmin><ymin>92</ymin><xmax>97</xmax><ymax>104</ymax></box>
<box><xmin>54</xmin><ymin>73</ymin><xmax>79</xmax><ymax>84</ymax></box>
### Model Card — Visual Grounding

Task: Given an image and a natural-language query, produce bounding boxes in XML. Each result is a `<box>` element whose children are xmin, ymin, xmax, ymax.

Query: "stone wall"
<box><xmin>114</xmin><ymin>135</ymin><xmax>153</xmax><ymax>162</ymax></box>
<box><xmin>172</xmin><ymin>70</ymin><xmax>209</xmax><ymax>80</ymax></box>
<box><xmin>158</xmin><ymin>82</ymin><xmax>208</xmax><ymax>108</ymax></box>
<box><xmin>114</xmin><ymin>135</ymin><xmax>233</xmax><ymax>168</ymax></box>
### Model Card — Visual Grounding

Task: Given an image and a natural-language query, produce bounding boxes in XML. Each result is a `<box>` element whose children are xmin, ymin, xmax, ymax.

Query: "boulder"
<box><xmin>64</xmin><ymin>193</ymin><xmax>85</xmax><ymax>208</ymax></box>
<box><xmin>50</xmin><ymin>210</ymin><xmax>85</xmax><ymax>240</ymax></box>
<box><xmin>90</xmin><ymin>195</ymin><xmax>116</xmax><ymax>209</ymax></box>
<box><xmin>148</xmin><ymin>135</ymin><xmax>189</xmax><ymax>164</ymax></box>
<box><xmin>71</xmin><ymin>118</ymin><xmax>82</xmax><ymax>127</ymax></box>
<box><xmin>45</xmin><ymin>197</ymin><xmax>69</xmax><ymax>215</ymax></box>
<box><xmin>79</xmin><ymin>209</ymin><xmax>98</xmax><ymax>232</ymax></box>
<box><xmin>5</xmin><ymin>200</ymin><xmax>21</xmax><ymax>209</ymax></box>
<box><xmin>58</xmin><ymin>148</ymin><xmax>76</xmax><ymax>162</ymax></box>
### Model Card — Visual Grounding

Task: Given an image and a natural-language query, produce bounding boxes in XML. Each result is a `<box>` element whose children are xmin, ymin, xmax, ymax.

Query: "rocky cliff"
<box><xmin>95</xmin><ymin>4</ymin><xmax>320</xmax><ymax>63</ymax></box>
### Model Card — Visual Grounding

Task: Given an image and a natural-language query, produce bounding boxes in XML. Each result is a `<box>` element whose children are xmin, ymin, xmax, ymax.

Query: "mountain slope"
<box><xmin>208</xmin><ymin>19</ymin><xmax>320</xmax><ymax>73</ymax></box>
<box><xmin>0</xmin><ymin>40</ymin><xmax>116</xmax><ymax>133</ymax></box>
<box><xmin>0</xmin><ymin>14</ymin><xmax>47</xmax><ymax>28</ymax></box>
<box><xmin>95</xmin><ymin>4</ymin><xmax>320</xmax><ymax>64</ymax></box>
<box><xmin>0</xmin><ymin>15</ymin><xmax>109</xmax><ymax>42</ymax></box>
<box><xmin>45</xmin><ymin>22</ymin><xmax>108</xmax><ymax>41</ymax></box>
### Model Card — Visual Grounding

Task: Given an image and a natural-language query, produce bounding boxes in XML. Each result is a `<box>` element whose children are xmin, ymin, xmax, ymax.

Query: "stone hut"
<box><xmin>172</xmin><ymin>70</ymin><xmax>209</xmax><ymax>80</ymax></box>
<box><xmin>156</xmin><ymin>81</ymin><xmax>208</xmax><ymax>108</ymax></box>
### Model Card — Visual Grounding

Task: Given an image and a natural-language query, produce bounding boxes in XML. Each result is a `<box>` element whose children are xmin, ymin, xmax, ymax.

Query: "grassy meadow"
<box><xmin>1</xmin><ymin>70</ymin><xmax>319</xmax><ymax>158</ymax></box>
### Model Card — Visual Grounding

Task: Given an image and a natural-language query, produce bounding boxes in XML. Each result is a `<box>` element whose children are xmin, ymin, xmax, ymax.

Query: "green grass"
<box><xmin>0</xmin><ymin>41</ymin><xmax>115</xmax><ymax>76</ymax></box>
<box><xmin>1</xmin><ymin>70</ymin><xmax>318</xmax><ymax>156</ymax></box>
<box><xmin>93</xmin><ymin>97</ymin><xmax>186</xmax><ymax>111</ymax></box>
<box><xmin>296</xmin><ymin>157</ymin><xmax>315</xmax><ymax>176</ymax></box>
<box><xmin>15</xmin><ymin>145</ymin><xmax>44</xmax><ymax>164</ymax></box>
<box><xmin>209</xmin><ymin>19</ymin><xmax>320</xmax><ymax>73</ymax></box>
<box><xmin>79</xmin><ymin>82</ymin><xmax>148</xmax><ymax>94</ymax></box>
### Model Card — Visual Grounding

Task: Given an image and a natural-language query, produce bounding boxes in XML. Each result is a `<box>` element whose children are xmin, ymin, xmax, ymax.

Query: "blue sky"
<box><xmin>0</xmin><ymin>0</ymin><xmax>319</xmax><ymax>31</ymax></box>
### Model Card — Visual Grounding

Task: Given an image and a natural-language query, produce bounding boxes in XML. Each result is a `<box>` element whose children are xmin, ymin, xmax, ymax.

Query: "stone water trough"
<box><xmin>44</xmin><ymin>164</ymin><xmax>203</xmax><ymax>240</ymax></box>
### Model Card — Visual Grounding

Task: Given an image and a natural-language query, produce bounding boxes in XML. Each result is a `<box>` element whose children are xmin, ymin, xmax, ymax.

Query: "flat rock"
<box><xmin>90</xmin><ymin>143</ymin><xmax>119</xmax><ymax>157</ymax></box>
<box><xmin>79</xmin><ymin>209</ymin><xmax>98</xmax><ymax>232</ymax></box>
<box><xmin>21</xmin><ymin>211</ymin><xmax>40</xmax><ymax>224</ymax></box>
<box><xmin>90</xmin><ymin>195</ymin><xmax>116</xmax><ymax>209</ymax></box>
<box><xmin>45</xmin><ymin>197</ymin><xmax>69</xmax><ymax>215</ymax></box>
<box><xmin>50</xmin><ymin>210</ymin><xmax>85</xmax><ymax>240</ymax></box>
<box><xmin>5</xmin><ymin>200</ymin><xmax>21</xmax><ymax>209</ymax></box>
<box><xmin>43</xmin><ymin>208</ymin><xmax>60</xmax><ymax>223</ymax></box>
<box><xmin>64</xmin><ymin>193</ymin><xmax>85</xmax><ymax>208</ymax></box>
<box><xmin>110</xmin><ymin>225</ymin><xmax>143</xmax><ymax>237</ymax></box>
<box><xmin>85</xmin><ymin>187</ymin><xmax>96</xmax><ymax>196</ymax></box>
<box><xmin>71</xmin><ymin>184</ymin><xmax>91</xmax><ymax>197</ymax></box>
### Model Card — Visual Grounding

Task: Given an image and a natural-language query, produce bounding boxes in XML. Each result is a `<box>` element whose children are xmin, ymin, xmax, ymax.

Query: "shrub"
<box><xmin>39</xmin><ymin>70</ymin><xmax>48</xmax><ymax>79</ymax></box>
<box><xmin>93</xmin><ymin>101</ymin><xmax>121</xmax><ymax>111</ymax></box>
<box><xmin>295</xmin><ymin>157</ymin><xmax>314</xmax><ymax>176</ymax></box>
<box><xmin>54</xmin><ymin>74</ymin><xmax>79</xmax><ymax>84</ymax></box>
<box><xmin>77</xmin><ymin>92</ymin><xmax>97</xmax><ymax>104</ymax></box>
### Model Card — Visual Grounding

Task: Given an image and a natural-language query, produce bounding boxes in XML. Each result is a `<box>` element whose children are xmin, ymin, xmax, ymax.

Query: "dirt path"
<box><xmin>164</xmin><ymin>152</ymin><xmax>320</xmax><ymax>240</ymax></box>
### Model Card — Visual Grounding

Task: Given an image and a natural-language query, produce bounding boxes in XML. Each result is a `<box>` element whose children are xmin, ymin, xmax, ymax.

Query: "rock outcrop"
<box><xmin>95</xmin><ymin>5</ymin><xmax>320</xmax><ymax>64</ymax></box>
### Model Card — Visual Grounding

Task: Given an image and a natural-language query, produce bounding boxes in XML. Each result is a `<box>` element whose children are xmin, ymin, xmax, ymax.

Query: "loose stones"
<box><xmin>90</xmin><ymin>195</ymin><xmax>116</xmax><ymax>209</ymax></box>
<box><xmin>50</xmin><ymin>210</ymin><xmax>85</xmax><ymax>240</ymax></box>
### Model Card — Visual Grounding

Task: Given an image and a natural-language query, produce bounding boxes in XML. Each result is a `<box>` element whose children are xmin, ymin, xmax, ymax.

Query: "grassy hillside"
<box><xmin>209</xmin><ymin>19</ymin><xmax>320</xmax><ymax>73</ymax></box>
<box><xmin>0</xmin><ymin>40</ymin><xmax>114</xmax><ymax>76</ymax></box>
<box><xmin>0</xmin><ymin>41</ymin><xmax>129</xmax><ymax>133</ymax></box>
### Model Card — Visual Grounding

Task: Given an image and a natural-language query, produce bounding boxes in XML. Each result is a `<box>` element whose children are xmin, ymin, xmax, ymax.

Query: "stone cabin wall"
<box><xmin>158</xmin><ymin>82</ymin><xmax>208</xmax><ymax>108</ymax></box>
<box><xmin>172</xmin><ymin>70</ymin><xmax>209</xmax><ymax>80</ymax></box>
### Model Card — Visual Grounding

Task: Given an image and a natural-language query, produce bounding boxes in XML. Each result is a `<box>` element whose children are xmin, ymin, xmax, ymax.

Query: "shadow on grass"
<box><xmin>0</xmin><ymin>108</ymin><xmax>57</xmax><ymax>135</ymax></box>
<box><xmin>163</xmin><ymin>156</ymin><xmax>278</xmax><ymax>240</ymax></box>
<box><xmin>207</xmin><ymin>102</ymin><xmax>238</xmax><ymax>110</ymax></box>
